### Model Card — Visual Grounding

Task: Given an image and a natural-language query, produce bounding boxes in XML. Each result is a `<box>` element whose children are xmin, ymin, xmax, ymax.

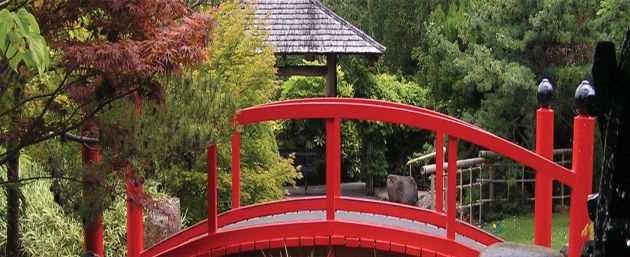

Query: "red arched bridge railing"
<box><xmin>129</xmin><ymin>98</ymin><xmax>594</xmax><ymax>257</ymax></box>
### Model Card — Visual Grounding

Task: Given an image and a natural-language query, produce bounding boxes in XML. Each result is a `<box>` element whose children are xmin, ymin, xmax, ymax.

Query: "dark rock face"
<box><xmin>480</xmin><ymin>243</ymin><xmax>562</xmax><ymax>257</ymax></box>
<box><xmin>386</xmin><ymin>175</ymin><xmax>418</xmax><ymax>205</ymax></box>
<box><xmin>589</xmin><ymin>38</ymin><xmax>630</xmax><ymax>257</ymax></box>
<box><xmin>144</xmin><ymin>198</ymin><xmax>182</xmax><ymax>248</ymax></box>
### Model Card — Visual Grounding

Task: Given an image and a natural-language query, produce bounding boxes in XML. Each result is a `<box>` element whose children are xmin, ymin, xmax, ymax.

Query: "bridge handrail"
<box><xmin>236</xmin><ymin>99</ymin><xmax>574</xmax><ymax>185</ymax></box>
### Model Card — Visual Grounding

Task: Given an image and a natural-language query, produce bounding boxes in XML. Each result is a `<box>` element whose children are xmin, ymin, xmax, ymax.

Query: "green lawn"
<box><xmin>482</xmin><ymin>212</ymin><xmax>570</xmax><ymax>251</ymax></box>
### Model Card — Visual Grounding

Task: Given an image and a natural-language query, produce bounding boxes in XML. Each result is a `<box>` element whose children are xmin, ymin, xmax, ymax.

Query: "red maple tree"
<box><xmin>1</xmin><ymin>1</ymin><xmax>215</xmax><ymax>255</ymax></box>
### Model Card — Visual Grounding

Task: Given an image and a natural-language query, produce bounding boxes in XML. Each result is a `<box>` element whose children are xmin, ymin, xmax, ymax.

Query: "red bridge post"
<box><xmin>568</xmin><ymin>81</ymin><xmax>595</xmax><ymax>257</ymax></box>
<box><xmin>81</xmin><ymin>124</ymin><xmax>104</xmax><ymax>257</ymax></box>
<box><xmin>435</xmin><ymin>132</ymin><xmax>445</xmax><ymax>213</ymax></box>
<box><xmin>208</xmin><ymin>144</ymin><xmax>218</xmax><ymax>234</ymax></box>
<box><xmin>232</xmin><ymin>132</ymin><xmax>241</xmax><ymax>209</ymax></box>
<box><xmin>126</xmin><ymin>167</ymin><xmax>144</xmax><ymax>257</ymax></box>
<box><xmin>534</xmin><ymin>79</ymin><xmax>555</xmax><ymax>247</ymax></box>
<box><xmin>326</xmin><ymin>118</ymin><xmax>341</xmax><ymax>220</ymax></box>
<box><xmin>446</xmin><ymin>137</ymin><xmax>458</xmax><ymax>240</ymax></box>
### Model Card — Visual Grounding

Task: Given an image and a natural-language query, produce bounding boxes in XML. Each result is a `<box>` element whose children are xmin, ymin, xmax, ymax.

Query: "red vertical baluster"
<box><xmin>126</xmin><ymin>166</ymin><xmax>143</xmax><ymax>257</ymax></box>
<box><xmin>127</xmin><ymin>94</ymin><xmax>144</xmax><ymax>257</ymax></box>
<box><xmin>435</xmin><ymin>132</ymin><xmax>445</xmax><ymax>213</ymax></box>
<box><xmin>534</xmin><ymin>107</ymin><xmax>554</xmax><ymax>246</ymax></box>
<box><xmin>232</xmin><ymin>132</ymin><xmax>241</xmax><ymax>209</ymax></box>
<box><xmin>82</xmin><ymin>124</ymin><xmax>104</xmax><ymax>257</ymax></box>
<box><xmin>568</xmin><ymin>115</ymin><xmax>595</xmax><ymax>257</ymax></box>
<box><xmin>326</xmin><ymin>118</ymin><xmax>341</xmax><ymax>220</ymax></box>
<box><xmin>446</xmin><ymin>137</ymin><xmax>458</xmax><ymax>240</ymax></box>
<box><xmin>208</xmin><ymin>145</ymin><xmax>218</xmax><ymax>234</ymax></box>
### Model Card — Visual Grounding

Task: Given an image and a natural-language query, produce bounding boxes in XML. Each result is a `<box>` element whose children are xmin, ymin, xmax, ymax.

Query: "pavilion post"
<box><xmin>326</xmin><ymin>54</ymin><xmax>337</xmax><ymax>97</ymax></box>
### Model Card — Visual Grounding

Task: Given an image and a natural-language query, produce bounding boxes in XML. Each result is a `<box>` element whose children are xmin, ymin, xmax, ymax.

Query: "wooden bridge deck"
<box><xmin>220</xmin><ymin>210</ymin><xmax>486</xmax><ymax>251</ymax></box>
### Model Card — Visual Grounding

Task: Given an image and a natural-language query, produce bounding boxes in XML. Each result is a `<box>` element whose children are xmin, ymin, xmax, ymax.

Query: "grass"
<box><xmin>482</xmin><ymin>211</ymin><xmax>570</xmax><ymax>251</ymax></box>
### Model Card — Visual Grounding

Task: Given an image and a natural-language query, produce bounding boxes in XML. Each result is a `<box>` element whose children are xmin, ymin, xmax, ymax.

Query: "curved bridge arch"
<box><xmin>238</xmin><ymin>98</ymin><xmax>573</xmax><ymax>185</ymax></box>
<box><xmin>138</xmin><ymin>98</ymin><xmax>594</xmax><ymax>257</ymax></box>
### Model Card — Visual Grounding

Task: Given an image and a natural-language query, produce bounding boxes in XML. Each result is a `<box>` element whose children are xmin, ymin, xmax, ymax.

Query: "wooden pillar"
<box><xmin>326</xmin><ymin>54</ymin><xmax>337</xmax><ymax>97</ymax></box>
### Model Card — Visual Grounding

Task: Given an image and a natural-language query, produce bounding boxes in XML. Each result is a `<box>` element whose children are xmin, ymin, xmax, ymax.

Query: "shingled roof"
<box><xmin>251</xmin><ymin>0</ymin><xmax>386</xmax><ymax>55</ymax></box>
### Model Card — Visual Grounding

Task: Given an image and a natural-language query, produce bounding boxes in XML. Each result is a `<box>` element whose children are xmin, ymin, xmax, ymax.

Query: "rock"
<box><xmin>480</xmin><ymin>243</ymin><xmax>562</xmax><ymax>257</ymax></box>
<box><xmin>144</xmin><ymin>198</ymin><xmax>182</xmax><ymax>248</ymax></box>
<box><xmin>386</xmin><ymin>175</ymin><xmax>418</xmax><ymax>205</ymax></box>
<box><xmin>559</xmin><ymin>244</ymin><xmax>569</xmax><ymax>257</ymax></box>
<box><xmin>416</xmin><ymin>191</ymin><xmax>433</xmax><ymax>209</ymax></box>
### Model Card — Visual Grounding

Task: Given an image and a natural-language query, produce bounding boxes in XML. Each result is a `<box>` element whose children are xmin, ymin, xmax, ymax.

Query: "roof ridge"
<box><xmin>309</xmin><ymin>0</ymin><xmax>386</xmax><ymax>53</ymax></box>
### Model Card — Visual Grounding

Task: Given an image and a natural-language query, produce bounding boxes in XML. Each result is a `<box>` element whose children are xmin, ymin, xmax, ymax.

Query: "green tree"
<box><xmin>321</xmin><ymin>0</ymin><xmax>428</xmax><ymax>75</ymax></box>
<box><xmin>86</xmin><ymin>1</ymin><xmax>299</xmax><ymax>223</ymax></box>
<box><xmin>415</xmin><ymin>0</ymin><xmax>597</xmax><ymax>148</ymax></box>
<box><xmin>590</xmin><ymin>0</ymin><xmax>630</xmax><ymax>44</ymax></box>
<box><xmin>276</xmin><ymin>64</ymin><xmax>361</xmax><ymax>182</ymax></box>
<box><xmin>345</xmin><ymin>61</ymin><xmax>431</xmax><ymax>193</ymax></box>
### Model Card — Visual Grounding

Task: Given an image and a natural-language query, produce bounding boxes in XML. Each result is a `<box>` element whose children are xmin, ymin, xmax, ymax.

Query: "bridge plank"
<box><xmin>255</xmin><ymin>240</ymin><xmax>270</xmax><ymax>250</ymax></box>
<box><xmin>315</xmin><ymin>236</ymin><xmax>330</xmax><ymax>246</ymax></box>
<box><xmin>285</xmin><ymin>237</ymin><xmax>300</xmax><ymax>247</ymax></box>
<box><xmin>422</xmin><ymin>248</ymin><xmax>436</xmax><ymax>257</ymax></box>
<box><xmin>196</xmin><ymin>249</ymin><xmax>210</xmax><ymax>257</ymax></box>
<box><xmin>391</xmin><ymin>243</ymin><xmax>406</xmax><ymax>254</ymax></box>
<box><xmin>406</xmin><ymin>245</ymin><xmax>422</xmax><ymax>256</ymax></box>
<box><xmin>240</xmin><ymin>241</ymin><xmax>255</xmax><ymax>252</ymax></box>
<box><xmin>436</xmin><ymin>252</ymin><xmax>449</xmax><ymax>257</ymax></box>
<box><xmin>359</xmin><ymin>238</ymin><xmax>375</xmax><ymax>248</ymax></box>
<box><xmin>375</xmin><ymin>240</ymin><xmax>390</xmax><ymax>251</ymax></box>
<box><xmin>210</xmin><ymin>247</ymin><xmax>225</xmax><ymax>257</ymax></box>
<box><xmin>225</xmin><ymin>244</ymin><xmax>240</xmax><ymax>255</ymax></box>
<box><xmin>300</xmin><ymin>236</ymin><xmax>315</xmax><ymax>247</ymax></box>
<box><xmin>346</xmin><ymin>237</ymin><xmax>360</xmax><ymax>247</ymax></box>
<box><xmin>270</xmin><ymin>238</ymin><xmax>285</xmax><ymax>249</ymax></box>
<box><xmin>330</xmin><ymin>235</ymin><xmax>345</xmax><ymax>245</ymax></box>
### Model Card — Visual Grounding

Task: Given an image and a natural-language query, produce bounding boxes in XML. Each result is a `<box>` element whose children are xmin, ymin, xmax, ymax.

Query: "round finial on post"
<box><xmin>575</xmin><ymin>80</ymin><xmax>596</xmax><ymax>116</ymax></box>
<box><xmin>537</xmin><ymin>79</ymin><xmax>554</xmax><ymax>108</ymax></box>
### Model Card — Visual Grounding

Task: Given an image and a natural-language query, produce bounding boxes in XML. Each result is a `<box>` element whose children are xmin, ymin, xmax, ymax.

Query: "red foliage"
<box><xmin>32</xmin><ymin>0</ymin><xmax>215</xmax><ymax>104</ymax></box>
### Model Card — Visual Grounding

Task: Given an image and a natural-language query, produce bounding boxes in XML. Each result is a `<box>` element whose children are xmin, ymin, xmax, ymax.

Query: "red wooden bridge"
<box><xmin>124</xmin><ymin>98</ymin><xmax>595</xmax><ymax>257</ymax></box>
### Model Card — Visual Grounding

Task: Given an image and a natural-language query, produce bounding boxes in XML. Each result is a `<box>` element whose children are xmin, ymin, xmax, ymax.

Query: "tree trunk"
<box><xmin>6</xmin><ymin>77</ymin><xmax>24</xmax><ymax>257</ymax></box>
<box><xmin>6</xmin><ymin>151</ymin><xmax>21</xmax><ymax>257</ymax></box>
